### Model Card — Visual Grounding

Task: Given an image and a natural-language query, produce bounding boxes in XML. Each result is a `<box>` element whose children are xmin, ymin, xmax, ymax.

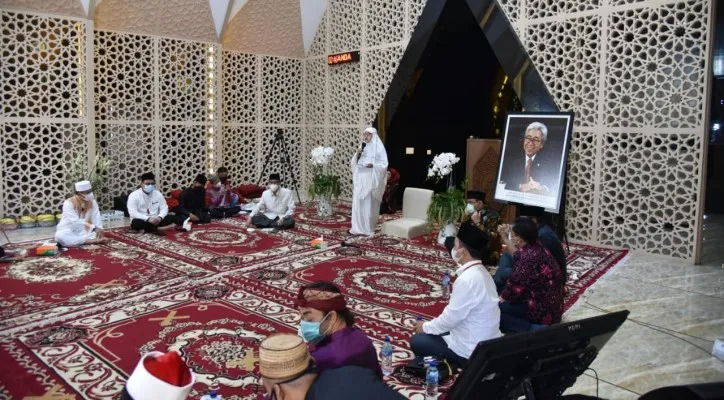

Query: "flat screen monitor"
<box><xmin>447</xmin><ymin>310</ymin><xmax>629</xmax><ymax>400</ymax></box>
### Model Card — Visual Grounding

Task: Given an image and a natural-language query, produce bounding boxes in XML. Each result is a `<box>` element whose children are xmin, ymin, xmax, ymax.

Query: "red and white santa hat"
<box><xmin>125</xmin><ymin>351</ymin><xmax>194</xmax><ymax>400</ymax></box>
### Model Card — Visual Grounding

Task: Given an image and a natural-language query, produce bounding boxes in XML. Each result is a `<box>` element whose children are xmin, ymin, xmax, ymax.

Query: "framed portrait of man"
<box><xmin>493</xmin><ymin>112</ymin><xmax>574</xmax><ymax>214</ymax></box>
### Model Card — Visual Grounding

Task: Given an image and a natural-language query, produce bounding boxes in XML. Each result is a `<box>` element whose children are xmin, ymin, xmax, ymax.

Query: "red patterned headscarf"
<box><xmin>295</xmin><ymin>285</ymin><xmax>347</xmax><ymax>313</ymax></box>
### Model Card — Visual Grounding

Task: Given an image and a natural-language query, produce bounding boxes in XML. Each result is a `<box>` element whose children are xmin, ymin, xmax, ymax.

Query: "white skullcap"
<box><xmin>364</xmin><ymin>127</ymin><xmax>377</xmax><ymax>135</ymax></box>
<box><xmin>75</xmin><ymin>181</ymin><xmax>92</xmax><ymax>192</ymax></box>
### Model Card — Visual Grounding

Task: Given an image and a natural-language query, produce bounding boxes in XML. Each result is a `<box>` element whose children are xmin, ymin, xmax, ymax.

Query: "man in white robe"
<box><xmin>350</xmin><ymin>127</ymin><xmax>388</xmax><ymax>236</ymax></box>
<box><xmin>55</xmin><ymin>180</ymin><xmax>109</xmax><ymax>247</ymax></box>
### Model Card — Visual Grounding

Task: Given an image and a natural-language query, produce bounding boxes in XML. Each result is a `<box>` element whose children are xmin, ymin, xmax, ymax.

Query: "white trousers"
<box><xmin>55</xmin><ymin>229</ymin><xmax>96</xmax><ymax>248</ymax></box>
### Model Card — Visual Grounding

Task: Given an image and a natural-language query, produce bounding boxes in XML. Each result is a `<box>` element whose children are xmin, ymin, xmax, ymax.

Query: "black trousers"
<box><xmin>251</xmin><ymin>215</ymin><xmax>295</xmax><ymax>229</ymax></box>
<box><xmin>130</xmin><ymin>215</ymin><xmax>180</xmax><ymax>232</ymax></box>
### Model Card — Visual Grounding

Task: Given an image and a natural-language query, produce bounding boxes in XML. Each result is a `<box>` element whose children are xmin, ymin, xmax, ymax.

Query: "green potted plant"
<box><xmin>426</xmin><ymin>152</ymin><xmax>465</xmax><ymax>243</ymax></box>
<box><xmin>308</xmin><ymin>146</ymin><xmax>341</xmax><ymax>218</ymax></box>
<box><xmin>66</xmin><ymin>153</ymin><xmax>111</xmax><ymax>203</ymax></box>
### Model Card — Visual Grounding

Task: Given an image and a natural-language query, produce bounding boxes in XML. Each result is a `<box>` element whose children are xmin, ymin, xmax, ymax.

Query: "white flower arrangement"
<box><xmin>427</xmin><ymin>152</ymin><xmax>460</xmax><ymax>182</ymax></box>
<box><xmin>310</xmin><ymin>146</ymin><xmax>334</xmax><ymax>166</ymax></box>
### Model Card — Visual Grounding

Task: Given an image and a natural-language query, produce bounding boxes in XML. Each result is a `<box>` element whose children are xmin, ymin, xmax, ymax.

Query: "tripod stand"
<box><xmin>256</xmin><ymin>128</ymin><xmax>302</xmax><ymax>204</ymax></box>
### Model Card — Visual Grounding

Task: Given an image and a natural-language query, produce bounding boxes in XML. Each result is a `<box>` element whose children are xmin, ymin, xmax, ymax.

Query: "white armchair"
<box><xmin>381</xmin><ymin>188</ymin><xmax>434</xmax><ymax>239</ymax></box>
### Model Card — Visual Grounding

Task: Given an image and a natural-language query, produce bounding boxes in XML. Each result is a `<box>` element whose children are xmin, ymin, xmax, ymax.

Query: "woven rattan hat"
<box><xmin>259</xmin><ymin>334</ymin><xmax>310</xmax><ymax>380</ymax></box>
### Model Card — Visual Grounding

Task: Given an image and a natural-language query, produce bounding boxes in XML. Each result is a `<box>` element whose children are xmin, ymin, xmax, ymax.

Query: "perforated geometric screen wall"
<box><xmin>302</xmin><ymin>0</ymin><xmax>424</xmax><ymax>199</ymax></box>
<box><xmin>93</xmin><ymin>29</ymin><xmax>216</xmax><ymax>207</ymax></box>
<box><xmin>0</xmin><ymin>11</ymin><xmax>89</xmax><ymax>217</ymax></box>
<box><xmin>303</xmin><ymin>0</ymin><xmax>710</xmax><ymax>261</ymax></box>
<box><xmin>507</xmin><ymin>0</ymin><xmax>711</xmax><ymax>261</ymax></box>
<box><xmin>0</xmin><ymin>1</ymin><xmax>712</xmax><ymax>262</ymax></box>
<box><xmin>222</xmin><ymin>51</ymin><xmax>303</xmax><ymax>190</ymax></box>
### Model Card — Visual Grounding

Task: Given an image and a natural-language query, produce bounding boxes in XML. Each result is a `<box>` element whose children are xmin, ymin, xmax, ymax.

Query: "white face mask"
<box><xmin>465</xmin><ymin>203</ymin><xmax>475</xmax><ymax>214</ymax></box>
<box><xmin>269</xmin><ymin>184</ymin><xmax>279</xmax><ymax>192</ymax></box>
<box><xmin>451</xmin><ymin>247</ymin><xmax>463</xmax><ymax>264</ymax></box>
<box><xmin>143</xmin><ymin>184</ymin><xmax>155</xmax><ymax>194</ymax></box>
<box><xmin>82</xmin><ymin>192</ymin><xmax>95</xmax><ymax>202</ymax></box>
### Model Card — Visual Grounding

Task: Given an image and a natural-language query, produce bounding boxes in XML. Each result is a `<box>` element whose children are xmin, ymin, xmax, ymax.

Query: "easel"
<box><xmin>256</xmin><ymin>128</ymin><xmax>302</xmax><ymax>204</ymax></box>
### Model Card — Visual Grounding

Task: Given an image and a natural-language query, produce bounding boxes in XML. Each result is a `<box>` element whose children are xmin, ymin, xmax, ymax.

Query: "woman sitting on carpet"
<box><xmin>499</xmin><ymin>218</ymin><xmax>564</xmax><ymax>334</ymax></box>
<box><xmin>295</xmin><ymin>281</ymin><xmax>382</xmax><ymax>378</ymax></box>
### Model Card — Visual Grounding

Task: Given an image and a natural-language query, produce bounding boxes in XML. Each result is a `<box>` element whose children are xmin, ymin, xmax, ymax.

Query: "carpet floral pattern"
<box><xmin>0</xmin><ymin>204</ymin><xmax>627</xmax><ymax>399</ymax></box>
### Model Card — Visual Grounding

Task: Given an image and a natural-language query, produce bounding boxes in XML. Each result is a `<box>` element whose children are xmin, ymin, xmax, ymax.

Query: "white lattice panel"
<box><xmin>96</xmin><ymin>124</ymin><xmax>154</xmax><ymax>207</ymax></box>
<box><xmin>94</xmin><ymin>31</ymin><xmax>154</xmax><ymax>121</ymax></box>
<box><xmin>362</xmin><ymin>46</ymin><xmax>405</xmax><ymax>125</ymax></box>
<box><xmin>1</xmin><ymin>123</ymin><xmax>87</xmax><ymax>216</ymax></box>
<box><xmin>158</xmin><ymin>38</ymin><xmax>210</xmax><ymax>122</ymax></box>
<box><xmin>222</xmin><ymin>52</ymin><xmax>257</xmax><ymax>124</ymax></box>
<box><xmin>258</xmin><ymin>127</ymin><xmax>302</xmax><ymax>190</ymax></box>
<box><xmin>159</xmin><ymin>125</ymin><xmax>207</xmax><ymax>191</ymax></box>
<box><xmin>261</xmin><ymin>56</ymin><xmax>302</xmax><ymax>125</ymax></box>
<box><xmin>222</xmin><ymin>125</ymin><xmax>259</xmax><ymax>185</ymax></box>
<box><xmin>597</xmin><ymin>132</ymin><xmax>701</xmax><ymax>260</ymax></box>
<box><xmin>329</xmin><ymin>0</ymin><xmax>362</xmax><ymax>53</ymax></box>
<box><xmin>0</xmin><ymin>11</ymin><xmax>86</xmax><ymax>118</ymax></box>
<box><xmin>329</xmin><ymin>127</ymin><xmax>360</xmax><ymax>199</ymax></box>
<box><xmin>329</xmin><ymin>62</ymin><xmax>361</xmax><ymax>125</ymax></box>
<box><xmin>308</xmin><ymin>10</ymin><xmax>328</xmax><ymax>57</ymax></box>
<box><xmin>408</xmin><ymin>0</ymin><xmax>427</xmax><ymax>37</ymax></box>
<box><xmin>304</xmin><ymin>58</ymin><xmax>327</xmax><ymax>126</ymax></box>
<box><xmin>605</xmin><ymin>1</ymin><xmax>708</xmax><ymax>128</ymax></box>
<box><xmin>526</xmin><ymin>0</ymin><xmax>599</xmax><ymax>19</ymax></box>
<box><xmin>526</xmin><ymin>16</ymin><xmax>600</xmax><ymax>128</ymax></box>
<box><xmin>496</xmin><ymin>0</ymin><xmax>518</xmax><ymax>25</ymax></box>
<box><xmin>365</xmin><ymin>0</ymin><xmax>406</xmax><ymax>47</ymax></box>
<box><xmin>564</xmin><ymin>130</ymin><xmax>597</xmax><ymax>242</ymax></box>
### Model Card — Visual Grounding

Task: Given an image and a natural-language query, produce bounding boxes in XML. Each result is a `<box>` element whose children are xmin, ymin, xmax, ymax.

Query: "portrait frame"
<box><xmin>493</xmin><ymin>112</ymin><xmax>574</xmax><ymax>214</ymax></box>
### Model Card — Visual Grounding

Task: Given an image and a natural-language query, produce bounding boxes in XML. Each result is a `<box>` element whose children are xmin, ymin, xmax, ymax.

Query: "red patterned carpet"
<box><xmin>0</xmin><ymin>203</ymin><xmax>627</xmax><ymax>399</ymax></box>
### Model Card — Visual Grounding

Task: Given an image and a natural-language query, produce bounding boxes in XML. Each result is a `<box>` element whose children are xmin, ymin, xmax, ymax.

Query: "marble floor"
<box><xmin>3</xmin><ymin>218</ymin><xmax>724</xmax><ymax>399</ymax></box>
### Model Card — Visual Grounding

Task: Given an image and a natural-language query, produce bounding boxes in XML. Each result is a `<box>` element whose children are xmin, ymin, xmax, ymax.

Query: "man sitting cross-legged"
<box><xmin>174</xmin><ymin>174</ymin><xmax>211</xmax><ymax>225</ymax></box>
<box><xmin>127</xmin><ymin>172</ymin><xmax>181</xmax><ymax>236</ymax></box>
<box><xmin>247</xmin><ymin>173</ymin><xmax>295</xmax><ymax>230</ymax></box>
<box><xmin>410</xmin><ymin>223</ymin><xmax>501</xmax><ymax>368</ymax></box>
<box><xmin>55</xmin><ymin>180</ymin><xmax>110</xmax><ymax>247</ymax></box>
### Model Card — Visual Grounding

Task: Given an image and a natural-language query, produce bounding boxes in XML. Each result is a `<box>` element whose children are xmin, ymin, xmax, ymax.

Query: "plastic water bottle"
<box><xmin>380</xmin><ymin>336</ymin><xmax>394</xmax><ymax>376</ymax></box>
<box><xmin>426</xmin><ymin>360</ymin><xmax>439</xmax><ymax>399</ymax></box>
<box><xmin>442</xmin><ymin>272</ymin><xmax>451</xmax><ymax>299</ymax></box>
<box><xmin>200</xmin><ymin>380</ymin><xmax>222</xmax><ymax>400</ymax></box>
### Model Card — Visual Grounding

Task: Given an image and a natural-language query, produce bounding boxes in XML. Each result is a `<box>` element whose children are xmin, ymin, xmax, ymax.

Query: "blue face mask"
<box><xmin>143</xmin><ymin>184</ymin><xmax>155</xmax><ymax>194</ymax></box>
<box><xmin>298</xmin><ymin>313</ymin><xmax>330</xmax><ymax>343</ymax></box>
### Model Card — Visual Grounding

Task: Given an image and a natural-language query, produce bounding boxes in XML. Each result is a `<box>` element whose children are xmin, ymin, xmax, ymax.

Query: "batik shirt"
<box><xmin>501</xmin><ymin>242</ymin><xmax>564</xmax><ymax>325</ymax></box>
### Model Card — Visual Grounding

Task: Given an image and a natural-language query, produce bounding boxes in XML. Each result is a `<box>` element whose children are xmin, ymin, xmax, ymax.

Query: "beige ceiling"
<box><xmin>0</xmin><ymin>0</ymin><xmax>315</xmax><ymax>57</ymax></box>
<box><xmin>95</xmin><ymin>0</ymin><xmax>217</xmax><ymax>42</ymax></box>
<box><xmin>0</xmin><ymin>0</ymin><xmax>86</xmax><ymax>18</ymax></box>
<box><xmin>222</xmin><ymin>0</ymin><xmax>304</xmax><ymax>57</ymax></box>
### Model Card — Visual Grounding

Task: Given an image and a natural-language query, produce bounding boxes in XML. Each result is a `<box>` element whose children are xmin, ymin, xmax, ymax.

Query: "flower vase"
<box><xmin>316</xmin><ymin>194</ymin><xmax>334</xmax><ymax>218</ymax></box>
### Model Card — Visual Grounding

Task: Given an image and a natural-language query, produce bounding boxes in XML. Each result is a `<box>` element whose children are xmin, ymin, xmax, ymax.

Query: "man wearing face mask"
<box><xmin>443</xmin><ymin>191</ymin><xmax>500</xmax><ymax>255</ymax></box>
<box><xmin>296</xmin><ymin>282</ymin><xmax>380</xmax><ymax>377</ymax></box>
<box><xmin>55</xmin><ymin>180</ymin><xmax>109</xmax><ymax>247</ymax></box>
<box><xmin>410</xmin><ymin>223</ymin><xmax>500</xmax><ymax>368</ymax></box>
<box><xmin>248</xmin><ymin>173</ymin><xmax>296</xmax><ymax>229</ymax></box>
<box><xmin>127</xmin><ymin>172</ymin><xmax>178</xmax><ymax>236</ymax></box>
<box><xmin>259</xmin><ymin>334</ymin><xmax>404</xmax><ymax>400</ymax></box>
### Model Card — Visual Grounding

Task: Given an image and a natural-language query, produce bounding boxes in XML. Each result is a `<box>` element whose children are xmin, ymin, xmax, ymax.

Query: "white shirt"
<box><xmin>424</xmin><ymin>260</ymin><xmax>501</xmax><ymax>359</ymax></box>
<box><xmin>525</xmin><ymin>153</ymin><xmax>537</xmax><ymax>168</ymax></box>
<box><xmin>127</xmin><ymin>188</ymin><xmax>168</xmax><ymax>221</ymax></box>
<box><xmin>56</xmin><ymin>197</ymin><xmax>103</xmax><ymax>234</ymax></box>
<box><xmin>249</xmin><ymin>187</ymin><xmax>295</xmax><ymax>220</ymax></box>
